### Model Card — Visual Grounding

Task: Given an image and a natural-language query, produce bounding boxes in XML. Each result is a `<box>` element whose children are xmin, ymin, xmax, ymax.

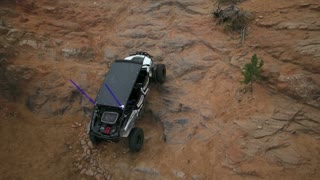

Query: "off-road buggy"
<box><xmin>89</xmin><ymin>52</ymin><xmax>166</xmax><ymax>151</ymax></box>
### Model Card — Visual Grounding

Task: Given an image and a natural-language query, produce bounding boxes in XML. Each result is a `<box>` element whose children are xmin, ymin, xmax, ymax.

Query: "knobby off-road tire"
<box><xmin>128</xmin><ymin>127</ymin><xmax>144</xmax><ymax>152</ymax></box>
<box><xmin>155</xmin><ymin>64</ymin><xmax>166</xmax><ymax>83</ymax></box>
<box><xmin>89</xmin><ymin>131</ymin><xmax>101</xmax><ymax>145</ymax></box>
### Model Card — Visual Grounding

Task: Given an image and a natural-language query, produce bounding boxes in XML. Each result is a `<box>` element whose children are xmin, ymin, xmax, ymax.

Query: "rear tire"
<box><xmin>89</xmin><ymin>131</ymin><xmax>101</xmax><ymax>145</ymax></box>
<box><xmin>155</xmin><ymin>64</ymin><xmax>166</xmax><ymax>83</ymax></box>
<box><xmin>128</xmin><ymin>127</ymin><xmax>144</xmax><ymax>152</ymax></box>
<box><xmin>151</xmin><ymin>67</ymin><xmax>157</xmax><ymax>82</ymax></box>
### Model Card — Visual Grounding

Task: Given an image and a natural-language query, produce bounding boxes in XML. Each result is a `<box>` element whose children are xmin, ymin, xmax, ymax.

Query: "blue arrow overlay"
<box><xmin>104</xmin><ymin>83</ymin><xmax>123</xmax><ymax>109</ymax></box>
<box><xmin>70</xmin><ymin>79</ymin><xmax>95</xmax><ymax>105</ymax></box>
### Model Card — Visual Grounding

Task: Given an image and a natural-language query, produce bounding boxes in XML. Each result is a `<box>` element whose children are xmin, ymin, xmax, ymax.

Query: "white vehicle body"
<box><xmin>124</xmin><ymin>55</ymin><xmax>153</xmax><ymax>77</ymax></box>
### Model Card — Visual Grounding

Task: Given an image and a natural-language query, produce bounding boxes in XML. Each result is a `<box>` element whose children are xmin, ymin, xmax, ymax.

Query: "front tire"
<box><xmin>128</xmin><ymin>127</ymin><xmax>144</xmax><ymax>152</ymax></box>
<box><xmin>89</xmin><ymin>131</ymin><xmax>101</xmax><ymax>145</ymax></box>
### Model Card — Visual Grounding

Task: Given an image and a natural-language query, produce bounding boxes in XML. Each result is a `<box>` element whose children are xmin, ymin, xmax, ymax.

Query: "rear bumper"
<box><xmin>90</xmin><ymin>130</ymin><xmax>120</xmax><ymax>140</ymax></box>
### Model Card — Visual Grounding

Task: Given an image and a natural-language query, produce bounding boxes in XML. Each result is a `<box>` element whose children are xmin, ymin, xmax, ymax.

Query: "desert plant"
<box><xmin>223</xmin><ymin>11</ymin><xmax>249</xmax><ymax>32</ymax></box>
<box><xmin>242</xmin><ymin>54</ymin><xmax>264</xmax><ymax>87</ymax></box>
<box><xmin>213</xmin><ymin>5</ymin><xmax>250</xmax><ymax>33</ymax></box>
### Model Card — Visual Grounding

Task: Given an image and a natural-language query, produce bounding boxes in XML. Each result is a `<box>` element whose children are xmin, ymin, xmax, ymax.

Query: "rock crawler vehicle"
<box><xmin>89</xmin><ymin>52</ymin><xmax>166</xmax><ymax>151</ymax></box>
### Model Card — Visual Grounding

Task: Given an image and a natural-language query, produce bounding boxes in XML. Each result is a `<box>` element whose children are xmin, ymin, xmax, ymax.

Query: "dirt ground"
<box><xmin>0</xmin><ymin>0</ymin><xmax>319</xmax><ymax>179</ymax></box>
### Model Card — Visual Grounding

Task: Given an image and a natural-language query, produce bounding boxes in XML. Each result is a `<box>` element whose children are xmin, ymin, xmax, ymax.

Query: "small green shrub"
<box><xmin>242</xmin><ymin>54</ymin><xmax>264</xmax><ymax>85</ymax></box>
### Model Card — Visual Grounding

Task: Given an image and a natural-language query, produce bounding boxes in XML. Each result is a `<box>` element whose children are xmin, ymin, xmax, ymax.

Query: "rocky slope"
<box><xmin>0</xmin><ymin>0</ymin><xmax>319</xmax><ymax>179</ymax></box>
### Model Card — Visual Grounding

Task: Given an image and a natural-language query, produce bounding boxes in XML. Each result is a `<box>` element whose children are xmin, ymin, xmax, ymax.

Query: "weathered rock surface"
<box><xmin>296</xmin><ymin>36</ymin><xmax>320</xmax><ymax>57</ymax></box>
<box><xmin>163</xmin><ymin>118</ymin><xmax>193</xmax><ymax>144</ymax></box>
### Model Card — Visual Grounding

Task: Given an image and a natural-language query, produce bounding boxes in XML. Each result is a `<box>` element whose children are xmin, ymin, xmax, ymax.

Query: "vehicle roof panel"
<box><xmin>95</xmin><ymin>61</ymin><xmax>142</xmax><ymax>107</ymax></box>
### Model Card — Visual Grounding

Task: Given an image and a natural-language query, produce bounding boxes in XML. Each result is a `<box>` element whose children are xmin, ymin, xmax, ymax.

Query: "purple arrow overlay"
<box><xmin>70</xmin><ymin>79</ymin><xmax>95</xmax><ymax>105</ymax></box>
<box><xmin>104</xmin><ymin>83</ymin><xmax>123</xmax><ymax>108</ymax></box>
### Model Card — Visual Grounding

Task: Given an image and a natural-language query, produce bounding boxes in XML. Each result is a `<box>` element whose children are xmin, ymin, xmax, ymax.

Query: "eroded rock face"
<box><xmin>278</xmin><ymin>74</ymin><xmax>320</xmax><ymax>107</ymax></box>
<box><xmin>162</xmin><ymin>118</ymin><xmax>193</xmax><ymax>144</ymax></box>
<box><xmin>26</xmin><ymin>72</ymin><xmax>68</xmax><ymax>117</ymax></box>
<box><xmin>61</xmin><ymin>46</ymin><xmax>95</xmax><ymax>60</ymax></box>
<box><xmin>296</xmin><ymin>37</ymin><xmax>320</xmax><ymax>58</ymax></box>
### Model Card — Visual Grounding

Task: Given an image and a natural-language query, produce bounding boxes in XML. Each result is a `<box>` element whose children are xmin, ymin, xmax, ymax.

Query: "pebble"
<box><xmin>81</xmin><ymin>153</ymin><xmax>86</xmax><ymax>159</ymax></box>
<box><xmin>80</xmin><ymin>139</ymin><xmax>86</xmax><ymax>146</ymax></box>
<box><xmin>174</xmin><ymin>170</ymin><xmax>185</xmax><ymax>178</ymax></box>
<box><xmin>85</xmin><ymin>169</ymin><xmax>94</xmax><ymax>176</ymax></box>
<box><xmin>257</xmin><ymin>125</ymin><xmax>263</xmax><ymax>129</ymax></box>
<box><xmin>95</xmin><ymin>174</ymin><xmax>105</xmax><ymax>180</ymax></box>
<box><xmin>80</xmin><ymin>168</ymin><xmax>87</xmax><ymax>174</ymax></box>
<box><xmin>86</xmin><ymin>149</ymin><xmax>91</xmax><ymax>155</ymax></box>
<box><xmin>192</xmin><ymin>175</ymin><xmax>200</xmax><ymax>180</ymax></box>
<box><xmin>88</xmin><ymin>141</ymin><xmax>94</xmax><ymax>149</ymax></box>
<box><xmin>84</xmin><ymin>155</ymin><xmax>92</xmax><ymax>162</ymax></box>
<box><xmin>97</xmin><ymin>168</ymin><xmax>104</xmax><ymax>174</ymax></box>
